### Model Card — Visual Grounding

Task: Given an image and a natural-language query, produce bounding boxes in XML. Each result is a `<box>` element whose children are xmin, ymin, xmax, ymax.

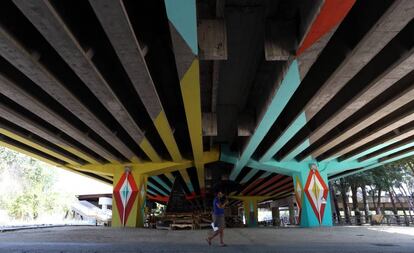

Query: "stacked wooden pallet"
<box><xmin>156</xmin><ymin>212</ymin><xmax>214</xmax><ymax>230</ymax></box>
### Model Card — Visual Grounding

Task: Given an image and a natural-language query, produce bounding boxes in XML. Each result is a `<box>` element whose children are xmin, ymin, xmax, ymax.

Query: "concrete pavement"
<box><xmin>1</xmin><ymin>226</ymin><xmax>414</xmax><ymax>253</ymax></box>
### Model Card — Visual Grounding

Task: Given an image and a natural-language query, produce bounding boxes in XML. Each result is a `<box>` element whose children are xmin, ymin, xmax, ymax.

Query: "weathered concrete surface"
<box><xmin>1</xmin><ymin>226</ymin><xmax>414</xmax><ymax>253</ymax></box>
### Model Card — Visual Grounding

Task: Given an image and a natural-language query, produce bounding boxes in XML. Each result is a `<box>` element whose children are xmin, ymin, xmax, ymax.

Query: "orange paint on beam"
<box><xmin>296</xmin><ymin>0</ymin><xmax>355</xmax><ymax>56</ymax></box>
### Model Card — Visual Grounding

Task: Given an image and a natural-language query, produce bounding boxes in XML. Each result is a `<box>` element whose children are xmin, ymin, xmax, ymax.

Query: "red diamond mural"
<box><xmin>113</xmin><ymin>171</ymin><xmax>139</xmax><ymax>226</ymax></box>
<box><xmin>304</xmin><ymin>168</ymin><xmax>328</xmax><ymax>224</ymax></box>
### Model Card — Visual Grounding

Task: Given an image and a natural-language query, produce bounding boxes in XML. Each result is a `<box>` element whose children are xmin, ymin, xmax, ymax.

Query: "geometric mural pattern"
<box><xmin>113</xmin><ymin>171</ymin><xmax>139</xmax><ymax>226</ymax></box>
<box><xmin>304</xmin><ymin>167</ymin><xmax>328</xmax><ymax>224</ymax></box>
<box><xmin>294</xmin><ymin>175</ymin><xmax>303</xmax><ymax>224</ymax></box>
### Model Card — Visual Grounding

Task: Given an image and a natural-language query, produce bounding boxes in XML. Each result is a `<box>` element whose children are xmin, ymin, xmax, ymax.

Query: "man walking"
<box><xmin>206</xmin><ymin>191</ymin><xmax>228</xmax><ymax>247</ymax></box>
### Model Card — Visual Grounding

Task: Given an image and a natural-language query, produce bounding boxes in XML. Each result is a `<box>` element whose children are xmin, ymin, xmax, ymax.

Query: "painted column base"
<box><xmin>293</xmin><ymin>165</ymin><xmax>333</xmax><ymax>227</ymax></box>
<box><xmin>112</xmin><ymin>169</ymin><xmax>147</xmax><ymax>228</ymax></box>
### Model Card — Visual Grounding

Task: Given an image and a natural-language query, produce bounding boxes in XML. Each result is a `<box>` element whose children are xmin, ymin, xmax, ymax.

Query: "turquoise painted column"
<box><xmin>293</xmin><ymin>165</ymin><xmax>333</xmax><ymax>227</ymax></box>
<box><xmin>243</xmin><ymin>198</ymin><xmax>259</xmax><ymax>227</ymax></box>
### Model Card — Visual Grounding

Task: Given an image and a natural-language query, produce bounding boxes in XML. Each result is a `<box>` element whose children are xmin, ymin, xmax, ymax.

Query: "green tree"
<box><xmin>0</xmin><ymin>147</ymin><xmax>69</xmax><ymax>222</ymax></box>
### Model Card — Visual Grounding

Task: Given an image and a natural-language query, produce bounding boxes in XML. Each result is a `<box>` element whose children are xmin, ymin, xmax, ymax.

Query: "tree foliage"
<box><xmin>0</xmin><ymin>147</ymin><xmax>70</xmax><ymax>221</ymax></box>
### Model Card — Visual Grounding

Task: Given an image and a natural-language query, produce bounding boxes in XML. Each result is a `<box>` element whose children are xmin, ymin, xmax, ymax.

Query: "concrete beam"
<box><xmin>358</xmin><ymin>134</ymin><xmax>414</xmax><ymax>162</ymax></box>
<box><xmin>164</xmin><ymin>0</ymin><xmax>205</xmax><ymax>189</ymax></box>
<box><xmin>306</xmin><ymin>0</ymin><xmax>414</xmax><ymax>138</ymax></box>
<box><xmin>0</xmin><ymin>127</ymin><xmax>82</xmax><ymax>166</ymax></box>
<box><xmin>0</xmin><ymin>74</ymin><xmax>110</xmax><ymax>164</ymax></box>
<box><xmin>270</xmin><ymin>1</ymin><xmax>411</xmax><ymax>159</ymax></box>
<box><xmin>237</xmin><ymin>114</ymin><xmax>255</xmax><ymax>137</ymax></box>
<box><xmin>86</xmin><ymin>0</ymin><xmax>183</xmax><ymax>162</ymax></box>
<box><xmin>297</xmin><ymin>0</ymin><xmax>355</xmax><ymax>78</ymax></box>
<box><xmin>313</xmin><ymin>50</ymin><xmax>414</xmax><ymax>159</ymax></box>
<box><xmin>0</xmin><ymin>136</ymin><xmax>111</xmax><ymax>185</ymax></box>
<box><xmin>13</xmin><ymin>0</ymin><xmax>161</xmax><ymax>162</ymax></box>
<box><xmin>198</xmin><ymin>19</ymin><xmax>227</xmax><ymax>60</ymax></box>
<box><xmin>264</xmin><ymin>20</ymin><xmax>296</xmax><ymax>61</ymax></box>
<box><xmin>0</xmin><ymin>26</ymin><xmax>136</xmax><ymax>162</ymax></box>
<box><xmin>202</xmin><ymin>112</ymin><xmax>217</xmax><ymax>136</ymax></box>
<box><xmin>230</xmin><ymin>61</ymin><xmax>301</xmax><ymax>180</ymax></box>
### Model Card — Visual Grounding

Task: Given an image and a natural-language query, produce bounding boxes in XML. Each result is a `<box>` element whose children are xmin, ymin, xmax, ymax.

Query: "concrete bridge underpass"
<box><xmin>0</xmin><ymin>0</ymin><xmax>414</xmax><ymax>228</ymax></box>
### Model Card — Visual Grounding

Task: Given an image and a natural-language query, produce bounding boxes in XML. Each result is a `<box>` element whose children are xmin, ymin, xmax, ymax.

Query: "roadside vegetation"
<box><xmin>331</xmin><ymin>158</ymin><xmax>414</xmax><ymax>225</ymax></box>
<box><xmin>0</xmin><ymin>147</ymin><xmax>74</xmax><ymax>225</ymax></box>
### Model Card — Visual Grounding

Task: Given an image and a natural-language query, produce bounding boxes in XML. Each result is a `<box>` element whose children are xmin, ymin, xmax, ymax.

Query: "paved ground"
<box><xmin>1</xmin><ymin>226</ymin><xmax>414</xmax><ymax>253</ymax></box>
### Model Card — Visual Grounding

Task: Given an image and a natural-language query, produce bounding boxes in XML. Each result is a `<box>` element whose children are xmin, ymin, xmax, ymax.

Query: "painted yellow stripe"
<box><xmin>180</xmin><ymin>58</ymin><xmax>204</xmax><ymax>189</ymax></box>
<box><xmin>0</xmin><ymin>129</ymin><xmax>81</xmax><ymax>166</ymax></box>
<box><xmin>164</xmin><ymin>172</ymin><xmax>176</xmax><ymax>183</ymax></box>
<box><xmin>58</xmin><ymin>145</ymin><xmax>102</xmax><ymax>165</ymax></box>
<box><xmin>66</xmin><ymin>164</ymin><xmax>114</xmax><ymax>176</ymax></box>
<box><xmin>0</xmin><ymin>140</ymin><xmax>111</xmax><ymax>185</ymax></box>
<box><xmin>179</xmin><ymin>169</ymin><xmax>192</xmax><ymax>185</ymax></box>
<box><xmin>196</xmin><ymin>167</ymin><xmax>205</xmax><ymax>191</ymax></box>
<box><xmin>139</xmin><ymin>137</ymin><xmax>161</xmax><ymax>162</ymax></box>
<box><xmin>77</xmin><ymin>148</ymin><xmax>220</xmax><ymax>178</ymax></box>
<box><xmin>0</xmin><ymin>140</ymin><xmax>63</xmax><ymax>167</ymax></box>
<box><xmin>154</xmin><ymin>110</ymin><xmax>182</xmax><ymax>162</ymax></box>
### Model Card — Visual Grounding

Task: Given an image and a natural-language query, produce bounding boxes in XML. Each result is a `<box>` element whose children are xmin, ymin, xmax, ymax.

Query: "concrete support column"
<box><xmin>293</xmin><ymin>165</ymin><xmax>333</xmax><ymax>227</ymax></box>
<box><xmin>232</xmin><ymin>196</ymin><xmax>266</xmax><ymax>227</ymax></box>
<box><xmin>242</xmin><ymin>198</ymin><xmax>259</xmax><ymax>227</ymax></box>
<box><xmin>288</xmin><ymin>198</ymin><xmax>296</xmax><ymax>225</ymax></box>
<box><xmin>112</xmin><ymin>168</ymin><xmax>147</xmax><ymax>227</ymax></box>
<box><xmin>271</xmin><ymin>205</ymin><xmax>280</xmax><ymax>226</ymax></box>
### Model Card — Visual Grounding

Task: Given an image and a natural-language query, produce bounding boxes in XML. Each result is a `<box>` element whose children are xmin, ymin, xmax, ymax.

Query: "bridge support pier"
<box><xmin>293</xmin><ymin>165</ymin><xmax>332</xmax><ymax>227</ymax></box>
<box><xmin>242</xmin><ymin>198</ymin><xmax>259</xmax><ymax>227</ymax></box>
<box><xmin>112</xmin><ymin>168</ymin><xmax>147</xmax><ymax>228</ymax></box>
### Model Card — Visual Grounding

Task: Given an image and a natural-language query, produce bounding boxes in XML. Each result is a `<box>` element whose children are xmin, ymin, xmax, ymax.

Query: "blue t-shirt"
<box><xmin>213</xmin><ymin>197</ymin><xmax>224</xmax><ymax>215</ymax></box>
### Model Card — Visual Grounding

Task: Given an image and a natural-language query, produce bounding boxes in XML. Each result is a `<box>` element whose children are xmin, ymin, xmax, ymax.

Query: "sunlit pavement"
<box><xmin>1</xmin><ymin>226</ymin><xmax>414</xmax><ymax>253</ymax></box>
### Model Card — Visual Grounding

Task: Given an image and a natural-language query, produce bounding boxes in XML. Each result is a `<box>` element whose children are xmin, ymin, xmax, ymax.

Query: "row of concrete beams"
<box><xmin>0</xmin><ymin>134</ymin><xmax>112</xmax><ymax>185</ymax></box>
<box><xmin>301</xmin><ymin>1</ymin><xmax>414</xmax><ymax>160</ymax></box>
<box><xmin>257</xmin><ymin>0</ymin><xmax>414</xmax><ymax>164</ymax></box>
<box><xmin>88</xmin><ymin>0</ymin><xmax>182</xmax><ymax>162</ymax></box>
<box><xmin>13</xmin><ymin>0</ymin><xmax>161</xmax><ymax>163</ymax></box>
<box><xmin>303</xmin><ymin>17</ymin><xmax>414</xmax><ymax>161</ymax></box>
<box><xmin>0</xmin><ymin>25</ymin><xmax>133</xmax><ymax>163</ymax></box>
<box><xmin>0</xmin><ymin>74</ymin><xmax>105</xmax><ymax>164</ymax></box>
<box><xmin>0</xmin><ymin>119</ymin><xmax>85</xmax><ymax>167</ymax></box>
<box><xmin>164</xmin><ymin>0</ymin><xmax>204</xmax><ymax>192</ymax></box>
<box><xmin>229</xmin><ymin>0</ymin><xmax>354</xmax><ymax>180</ymax></box>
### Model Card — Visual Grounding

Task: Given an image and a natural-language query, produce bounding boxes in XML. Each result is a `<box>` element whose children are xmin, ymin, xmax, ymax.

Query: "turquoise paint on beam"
<box><xmin>340</xmin><ymin>140</ymin><xmax>398</xmax><ymax>162</ymax></box>
<box><xmin>147</xmin><ymin>189</ymin><xmax>158</xmax><ymax>196</ymax></box>
<box><xmin>148</xmin><ymin>181</ymin><xmax>169</xmax><ymax>196</ymax></box>
<box><xmin>260</xmin><ymin>111</ymin><xmax>308</xmax><ymax>162</ymax></box>
<box><xmin>230</xmin><ymin>60</ymin><xmax>301</xmax><ymax>180</ymax></box>
<box><xmin>363</xmin><ymin>141</ymin><xmax>414</xmax><ymax>163</ymax></box>
<box><xmin>151</xmin><ymin>176</ymin><xmax>171</xmax><ymax>192</ymax></box>
<box><xmin>164</xmin><ymin>0</ymin><xmax>198</xmax><ymax>54</ymax></box>
<box><xmin>332</xmin><ymin>150</ymin><xmax>414</xmax><ymax>179</ymax></box>
<box><xmin>240</xmin><ymin>169</ymin><xmax>258</xmax><ymax>184</ymax></box>
<box><xmin>283</xmin><ymin>139</ymin><xmax>311</xmax><ymax>162</ymax></box>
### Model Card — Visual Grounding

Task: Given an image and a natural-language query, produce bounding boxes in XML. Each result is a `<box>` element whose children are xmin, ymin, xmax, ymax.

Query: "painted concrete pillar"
<box><xmin>271</xmin><ymin>206</ymin><xmax>280</xmax><ymax>226</ymax></box>
<box><xmin>288</xmin><ymin>198</ymin><xmax>296</xmax><ymax>225</ymax></box>
<box><xmin>112</xmin><ymin>168</ymin><xmax>147</xmax><ymax>227</ymax></box>
<box><xmin>242</xmin><ymin>198</ymin><xmax>259</xmax><ymax>227</ymax></box>
<box><xmin>293</xmin><ymin>165</ymin><xmax>333</xmax><ymax>227</ymax></box>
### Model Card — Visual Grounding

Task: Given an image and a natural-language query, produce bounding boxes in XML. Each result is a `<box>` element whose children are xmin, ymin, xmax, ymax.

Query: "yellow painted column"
<box><xmin>231</xmin><ymin>196</ymin><xmax>266</xmax><ymax>227</ymax></box>
<box><xmin>112</xmin><ymin>168</ymin><xmax>147</xmax><ymax>228</ymax></box>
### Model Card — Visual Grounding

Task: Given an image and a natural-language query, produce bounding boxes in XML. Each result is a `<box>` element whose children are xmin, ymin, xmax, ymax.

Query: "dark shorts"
<box><xmin>213</xmin><ymin>215</ymin><xmax>225</xmax><ymax>228</ymax></box>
